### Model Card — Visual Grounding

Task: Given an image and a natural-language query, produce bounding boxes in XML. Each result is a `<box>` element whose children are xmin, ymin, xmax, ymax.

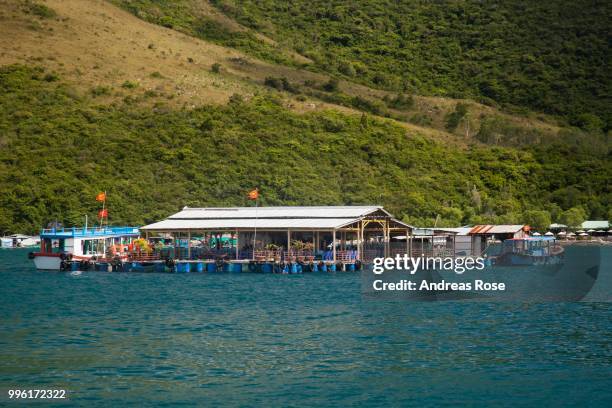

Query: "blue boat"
<box><xmin>30</xmin><ymin>226</ymin><xmax>140</xmax><ymax>270</ymax></box>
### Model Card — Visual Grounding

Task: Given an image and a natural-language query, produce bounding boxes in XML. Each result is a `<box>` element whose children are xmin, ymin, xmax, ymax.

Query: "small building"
<box><xmin>421</xmin><ymin>225</ymin><xmax>529</xmax><ymax>257</ymax></box>
<box><xmin>468</xmin><ymin>225</ymin><xmax>529</xmax><ymax>255</ymax></box>
<box><xmin>141</xmin><ymin>206</ymin><xmax>413</xmax><ymax>262</ymax></box>
<box><xmin>581</xmin><ymin>220</ymin><xmax>609</xmax><ymax>231</ymax></box>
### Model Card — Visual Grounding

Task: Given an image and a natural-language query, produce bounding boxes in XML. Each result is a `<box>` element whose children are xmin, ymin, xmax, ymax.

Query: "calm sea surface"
<box><xmin>1</xmin><ymin>248</ymin><xmax>611</xmax><ymax>406</ymax></box>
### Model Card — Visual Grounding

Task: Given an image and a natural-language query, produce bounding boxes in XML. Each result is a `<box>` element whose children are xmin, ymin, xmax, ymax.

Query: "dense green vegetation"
<box><xmin>0</xmin><ymin>66</ymin><xmax>609</xmax><ymax>234</ymax></box>
<box><xmin>213</xmin><ymin>0</ymin><xmax>610</xmax><ymax>128</ymax></box>
<box><xmin>112</xmin><ymin>0</ymin><xmax>610</xmax><ymax>130</ymax></box>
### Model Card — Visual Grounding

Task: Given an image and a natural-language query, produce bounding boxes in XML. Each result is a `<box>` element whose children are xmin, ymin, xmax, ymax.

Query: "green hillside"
<box><xmin>113</xmin><ymin>0</ymin><xmax>611</xmax><ymax>130</ymax></box>
<box><xmin>0</xmin><ymin>65</ymin><xmax>609</xmax><ymax>234</ymax></box>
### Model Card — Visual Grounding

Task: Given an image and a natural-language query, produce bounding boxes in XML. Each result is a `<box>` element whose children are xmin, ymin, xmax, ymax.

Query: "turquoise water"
<box><xmin>1</xmin><ymin>248</ymin><xmax>611</xmax><ymax>406</ymax></box>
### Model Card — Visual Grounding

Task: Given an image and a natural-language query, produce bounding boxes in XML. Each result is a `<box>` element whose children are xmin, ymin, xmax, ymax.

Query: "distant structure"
<box><xmin>429</xmin><ymin>225</ymin><xmax>529</xmax><ymax>256</ymax></box>
<box><xmin>581</xmin><ymin>220</ymin><xmax>609</xmax><ymax>231</ymax></box>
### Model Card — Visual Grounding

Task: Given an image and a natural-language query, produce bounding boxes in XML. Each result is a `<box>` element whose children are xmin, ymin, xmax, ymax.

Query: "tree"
<box><xmin>522</xmin><ymin>210</ymin><xmax>551</xmax><ymax>232</ymax></box>
<box><xmin>560</xmin><ymin>207</ymin><xmax>587</xmax><ymax>229</ymax></box>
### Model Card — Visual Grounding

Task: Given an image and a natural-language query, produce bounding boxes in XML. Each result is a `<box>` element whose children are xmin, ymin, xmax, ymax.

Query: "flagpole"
<box><xmin>100</xmin><ymin>191</ymin><xmax>106</xmax><ymax>229</ymax></box>
<box><xmin>103</xmin><ymin>190</ymin><xmax>107</xmax><ymax>228</ymax></box>
<box><xmin>252</xmin><ymin>195</ymin><xmax>258</xmax><ymax>260</ymax></box>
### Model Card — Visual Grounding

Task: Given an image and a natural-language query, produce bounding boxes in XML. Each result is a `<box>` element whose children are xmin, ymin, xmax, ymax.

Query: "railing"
<box><xmin>40</xmin><ymin>226</ymin><xmax>140</xmax><ymax>238</ymax></box>
<box><xmin>254</xmin><ymin>250</ymin><xmax>283</xmax><ymax>262</ymax></box>
<box><xmin>127</xmin><ymin>254</ymin><xmax>161</xmax><ymax>262</ymax></box>
<box><xmin>283</xmin><ymin>250</ymin><xmax>316</xmax><ymax>262</ymax></box>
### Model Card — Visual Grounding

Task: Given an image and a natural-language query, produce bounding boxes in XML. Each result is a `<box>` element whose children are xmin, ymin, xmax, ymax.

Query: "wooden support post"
<box><xmin>332</xmin><ymin>229</ymin><xmax>337</xmax><ymax>263</ymax></box>
<box><xmin>187</xmin><ymin>230</ymin><xmax>191</xmax><ymax>260</ymax></box>
<box><xmin>312</xmin><ymin>230</ymin><xmax>316</xmax><ymax>257</ymax></box>
<box><xmin>406</xmin><ymin>228</ymin><xmax>410</xmax><ymax>256</ymax></box>
<box><xmin>235</xmin><ymin>229</ymin><xmax>239</xmax><ymax>260</ymax></box>
<box><xmin>409</xmin><ymin>234</ymin><xmax>412</xmax><ymax>258</ymax></box>
<box><xmin>287</xmin><ymin>229</ymin><xmax>291</xmax><ymax>254</ymax></box>
<box><xmin>174</xmin><ymin>232</ymin><xmax>178</xmax><ymax>259</ymax></box>
<box><xmin>356</xmin><ymin>221</ymin><xmax>361</xmax><ymax>261</ymax></box>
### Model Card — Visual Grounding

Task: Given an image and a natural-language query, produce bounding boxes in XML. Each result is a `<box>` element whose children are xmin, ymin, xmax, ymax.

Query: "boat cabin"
<box><xmin>33</xmin><ymin>226</ymin><xmax>140</xmax><ymax>270</ymax></box>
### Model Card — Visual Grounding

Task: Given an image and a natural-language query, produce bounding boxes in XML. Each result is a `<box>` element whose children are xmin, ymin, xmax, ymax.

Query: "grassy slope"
<box><xmin>208</xmin><ymin>0</ymin><xmax>611</xmax><ymax>130</ymax></box>
<box><xmin>98</xmin><ymin>0</ymin><xmax>569</xmax><ymax>146</ymax></box>
<box><xmin>0</xmin><ymin>0</ymin><xmax>609</xmax><ymax>233</ymax></box>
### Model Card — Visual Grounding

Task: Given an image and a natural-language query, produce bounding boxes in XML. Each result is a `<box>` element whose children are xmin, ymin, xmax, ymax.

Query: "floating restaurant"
<box><xmin>140</xmin><ymin>205</ymin><xmax>414</xmax><ymax>272</ymax></box>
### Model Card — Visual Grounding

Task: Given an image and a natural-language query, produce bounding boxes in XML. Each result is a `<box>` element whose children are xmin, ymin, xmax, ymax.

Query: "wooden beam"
<box><xmin>235</xmin><ymin>229</ymin><xmax>239</xmax><ymax>259</ymax></box>
<box><xmin>287</xmin><ymin>229</ymin><xmax>291</xmax><ymax>252</ymax></box>
<box><xmin>332</xmin><ymin>229</ymin><xmax>336</xmax><ymax>263</ymax></box>
<box><xmin>187</xmin><ymin>230</ymin><xmax>191</xmax><ymax>260</ymax></box>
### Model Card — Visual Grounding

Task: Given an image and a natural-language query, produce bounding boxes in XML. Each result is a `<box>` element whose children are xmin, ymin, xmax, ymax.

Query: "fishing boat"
<box><xmin>493</xmin><ymin>236</ymin><xmax>564</xmax><ymax>266</ymax></box>
<box><xmin>29</xmin><ymin>226</ymin><xmax>140</xmax><ymax>270</ymax></box>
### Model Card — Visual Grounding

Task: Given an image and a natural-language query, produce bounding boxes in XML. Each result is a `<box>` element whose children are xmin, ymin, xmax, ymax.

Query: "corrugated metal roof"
<box><xmin>469</xmin><ymin>225</ymin><xmax>525</xmax><ymax>234</ymax></box>
<box><xmin>167</xmin><ymin>206</ymin><xmax>385</xmax><ymax>219</ymax></box>
<box><xmin>141</xmin><ymin>205</ymin><xmax>412</xmax><ymax>231</ymax></box>
<box><xmin>434</xmin><ymin>227</ymin><xmax>473</xmax><ymax>236</ymax></box>
<box><xmin>581</xmin><ymin>220</ymin><xmax>609</xmax><ymax>230</ymax></box>
<box><xmin>142</xmin><ymin>218</ymin><xmax>362</xmax><ymax>230</ymax></box>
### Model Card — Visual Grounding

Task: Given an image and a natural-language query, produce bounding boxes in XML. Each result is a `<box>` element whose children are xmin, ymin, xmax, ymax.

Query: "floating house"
<box><xmin>1</xmin><ymin>234</ymin><xmax>39</xmax><ymax>248</ymax></box>
<box><xmin>140</xmin><ymin>206</ymin><xmax>413</xmax><ymax>263</ymax></box>
<box><xmin>418</xmin><ymin>225</ymin><xmax>529</xmax><ymax>256</ymax></box>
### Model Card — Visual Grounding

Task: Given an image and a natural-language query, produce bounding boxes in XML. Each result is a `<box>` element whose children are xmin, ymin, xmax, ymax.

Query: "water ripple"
<box><xmin>1</xmin><ymin>248</ymin><xmax>611</xmax><ymax>406</ymax></box>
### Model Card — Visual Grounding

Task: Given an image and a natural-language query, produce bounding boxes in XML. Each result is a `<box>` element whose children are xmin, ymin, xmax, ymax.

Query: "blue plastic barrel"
<box><xmin>223</xmin><ymin>263</ymin><xmax>237</xmax><ymax>273</ymax></box>
<box><xmin>184</xmin><ymin>263</ymin><xmax>191</xmax><ymax>273</ymax></box>
<box><xmin>71</xmin><ymin>262</ymin><xmax>78</xmax><ymax>272</ymax></box>
<box><xmin>321</xmin><ymin>263</ymin><xmax>327</xmax><ymax>272</ymax></box>
<box><xmin>329</xmin><ymin>263</ymin><xmax>336</xmax><ymax>272</ymax></box>
<box><xmin>196</xmin><ymin>262</ymin><xmax>204</xmax><ymax>273</ymax></box>
<box><xmin>261</xmin><ymin>263</ymin><xmax>273</xmax><ymax>273</ymax></box>
<box><xmin>312</xmin><ymin>263</ymin><xmax>318</xmax><ymax>272</ymax></box>
<box><xmin>347</xmin><ymin>263</ymin><xmax>356</xmax><ymax>272</ymax></box>
<box><xmin>207</xmin><ymin>263</ymin><xmax>217</xmax><ymax>273</ymax></box>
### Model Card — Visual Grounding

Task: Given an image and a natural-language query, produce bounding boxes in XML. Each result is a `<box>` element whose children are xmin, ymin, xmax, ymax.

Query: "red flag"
<box><xmin>247</xmin><ymin>188</ymin><xmax>259</xmax><ymax>200</ymax></box>
<box><xmin>98</xmin><ymin>209</ymin><xmax>108</xmax><ymax>218</ymax></box>
<box><xmin>96</xmin><ymin>192</ymin><xmax>106</xmax><ymax>202</ymax></box>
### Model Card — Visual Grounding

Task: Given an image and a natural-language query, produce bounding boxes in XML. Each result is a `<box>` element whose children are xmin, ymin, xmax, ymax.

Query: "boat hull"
<box><xmin>33</xmin><ymin>255</ymin><xmax>63</xmax><ymax>270</ymax></box>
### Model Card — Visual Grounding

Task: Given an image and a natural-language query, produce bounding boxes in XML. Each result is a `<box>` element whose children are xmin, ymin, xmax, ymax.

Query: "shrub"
<box><xmin>322</xmin><ymin>78</ymin><xmax>339</xmax><ymax>92</ymax></box>
<box><xmin>90</xmin><ymin>86</ymin><xmax>111</xmax><ymax>96</ymax></box>
<box><xmin>385</xmin><ymin>94</ymin><xmax>414</xmax><ymax>110</ymax></box>
<box><xmin>264</xmin><ymin>76</ymin><xmax>300</xmax><ymax>94</ymax></box>
<box><xmin>445</xmin><ymin>103</ymin><xmax>468</xmax><ymax>132</ymax></box>
<box><xmin>43</xmin><ymin>73</ymin><xmax>59</xmax><ymax>82</ymax></box>
<box><xmin>24</xmin><ymin>1</ymin><xmax>56</xmax><ymax>19</ymax></box>
<box><xmin>121</xmin><ymin>80</ymin><xmax>139</xmax><ymax>89</ymax></box>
